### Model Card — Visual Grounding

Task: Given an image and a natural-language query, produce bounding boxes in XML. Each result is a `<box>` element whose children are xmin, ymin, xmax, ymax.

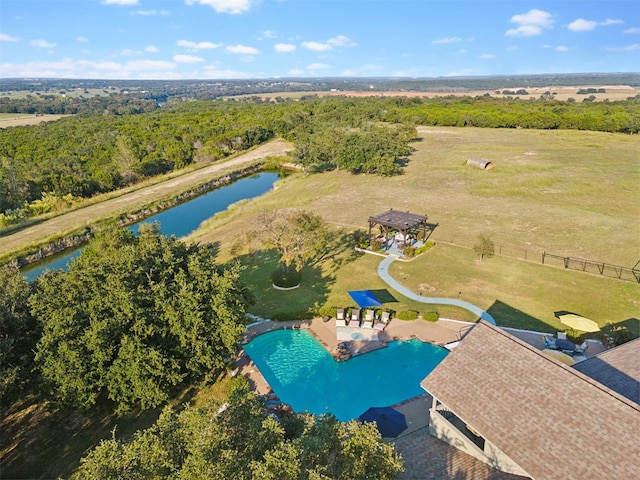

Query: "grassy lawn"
<box><xmin>192</xmin><ymin>126</ymin><xmax>639</xmax><ymax>334</ymax></box>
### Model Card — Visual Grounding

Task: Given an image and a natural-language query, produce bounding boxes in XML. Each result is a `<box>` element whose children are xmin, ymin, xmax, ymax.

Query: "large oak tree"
<box><xmin>31</xmin><ymin>224</ymin><xmax>253</xmax><ymax>413</ymax></box>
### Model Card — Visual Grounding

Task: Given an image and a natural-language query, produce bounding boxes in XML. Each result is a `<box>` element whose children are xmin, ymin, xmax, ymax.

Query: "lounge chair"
<box><xmin>348</xmin><ymin>309</ymin><xmax>361</xmax><ymax>328</ymax></box>
<box><xmin>336</xmin><ymin>308</ymin><xmax>346</xmax><ymax>327</ymax></box>
<box><xmin>542</xmin><ymin>335</ymin><xmax>557</xmax><ymax>349</ymax></box>
<box><xmin>375</xmin><ymin>311</ymin><xmax>390</xmax><ymax>331</ymax></box>
<box><xmin>575</xmin><ymin>341</ymin><xmax>588</xmax><ymax>354</ymax></box>
<box><xmin>362</xmin><ymin>309</ymin><xmax>374</xmax><ymax>329</ymax></box>
<box><xmin>557</xmin><ymin>332</ymin><xmax>567</xmax><ymax>340</ymax></box>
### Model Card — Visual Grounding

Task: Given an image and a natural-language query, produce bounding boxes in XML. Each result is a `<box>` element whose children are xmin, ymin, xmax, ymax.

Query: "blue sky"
<box><xmin>1</xmin><ymin>0</ymin><xmax>638</xmax><ymax>79</ymax></box>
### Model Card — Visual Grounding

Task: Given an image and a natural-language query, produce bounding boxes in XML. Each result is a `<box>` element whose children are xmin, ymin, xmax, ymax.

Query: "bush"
<box><xmin>422</xmin><ymin>311</ymin><xmax>439</xmax><ymax>322</ymax></box>
<box><xmin>403</xmin><ymin>246</ymin><xmax>416</xmax><ymax>257</ymax></box>
<box><xmin>397</xmin><ymin>310</ymin><xmax>419</xmax><ymax>320</ymax></box>
<box><xmin>353</xmin><ymin>230</ymin><xmax>370</xmax><ymax>249</ymax></box>
<box><xmin>415</xmin><ymin>241</ymin><xmax>435</xmax><ymax>255</ymax></box>
<box><xmin>270</xmin><ymin>269</ymin><xmax>301</xmax><ymax>288</ymax></box>
<box><xmin>371</xmin><ymin>239</ymin><xmax>384</xmax><ymax>251</ymax></box>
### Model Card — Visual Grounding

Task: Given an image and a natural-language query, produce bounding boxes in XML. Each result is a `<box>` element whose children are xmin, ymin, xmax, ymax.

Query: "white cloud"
<box><xmin>307</xmin><ymin>63</ymin><xmax>331</xmax><ymax>71</ymax></box>
<box><xmin>568</xmin><ymin>19</ymin><xmax>597</xmax><ymax>32</ymax></box>
<box><xmin>432</xmin><ymin>36</ymin><xmax>462</xmax><ymax>45</ymax></box>
<box><xmin>132</xmin><ymin>10</ymin><xmax>157</xmax><ymax>16</ymax></box>
<box><xmin>624</xmin><ymin>27</ymin><xmax>640</xmax><ymax>34</ymax></box>
<box><xmin>263</xmin><ymin>30</ymin><xmax>277</xmax><ymax>39</ymax></box>
<box><xmin>506</xmin><ymin>9</ymin><xmax>554</xmax><ymax>36</ymax></box>
<box><xmin>185</xmin><ymin>0</ymin><xmax>256</xmax><ymax>15</ymax></box>
<box><xmin>555</xmin><ymin>45</ymin><xmax>569</xmax><ymax>52</ymax></box>
<box><xmin>226</xmin><ymin>44</ymin><xmax>259</xmax><ymax>54</ymax></box>
<box><xmin>606</xmin><ymin>43</ymin><xmax>640</xmax><ymax>52</ymax></box>
<box><xmin>478</xmin><ymin>53</ymin><xmax>495</xmax><ymax>59</ymax></box>
<box><xmin>302</xmin><ymin>35</ymin><xmax>355</xmax><ymax>51</ymax></box>
<box><xmin>176</xmin><ymin>40</ymin><xmax>222</xmax><ymax>50</ymax></box>
<box><xmin>302</xmin><ymin>41</ymin><xmax>331</xmax><ymax>51</ymax></box>
<box><xmin>102</xmin><ymin>0</ymin><xmax>139</xmax><ymax>5</ymax></box>
<box><xmin>76</xmin><ymin>36</ymin><xmax>89</xmax><ymax>43</ymax></box>
<box><xmin>30</xmin><ymin>39</ymin><xmax>57</xmax><ymax>48</ymax></box>
<box><xmin>327</xmin><ymin>35</ymin><xmax>356</xmax><ymax>47</ymax></box>
<box><xmin>287</xmin><ymin>68</ymin><xmax>305</xmax><ymax>76</ymax></box>
<box><xmin>275</xmin><ymin>43</ymin><xmax>295</xmax><ymax>53</ymax></box>
<box><xmin>145</xmin><ymin>45</ymin><xmax>158</xmax><ymax>53</ymax></box>
<box><xmin>569</xmin><ymin>18</ymin><xmax>624</xmax><ymax>32</ymax></box>
<box><xmin>0</xmin><ymin>33</ymin><xmax>20</xmax><ymax>42</ymax></box>
<box><xmin>173</xmin><ymin>54</ymin><xmax>205</xmax><ymax>63</ymax></box>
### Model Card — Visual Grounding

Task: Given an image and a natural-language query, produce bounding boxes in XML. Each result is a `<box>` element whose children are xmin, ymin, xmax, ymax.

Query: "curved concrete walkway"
<box><xmin>377</xmin><ymin>255</ymin><xmax>496</xmax><ymax>325</ymax></box>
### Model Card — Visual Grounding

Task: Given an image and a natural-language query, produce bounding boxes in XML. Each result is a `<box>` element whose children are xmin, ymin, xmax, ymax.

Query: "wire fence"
<box><xmin>430</xmin><ymin>234</ymin><xmax>639</xmax><ymax>283</ymax></box>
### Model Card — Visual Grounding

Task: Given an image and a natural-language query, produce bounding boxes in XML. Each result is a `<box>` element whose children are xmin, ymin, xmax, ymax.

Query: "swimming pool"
<box><xmin>243</xmin><ymin>329</ymin><xmax>448</xmax><ymax>421</ymax></box>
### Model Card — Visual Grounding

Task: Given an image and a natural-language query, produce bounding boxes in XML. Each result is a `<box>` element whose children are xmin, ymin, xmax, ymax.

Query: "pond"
<box><xmin>22</xmin><ymin>172</ymin><xmax>279</xmax><ymax>280</ymax></box>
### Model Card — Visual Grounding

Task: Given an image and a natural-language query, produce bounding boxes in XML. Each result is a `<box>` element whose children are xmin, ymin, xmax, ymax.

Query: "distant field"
<box><xmin>0</xmin><ymin>113</ymin><xmax>69</xmax><ymax>128</ymax></box>
<box><xmin>0</xmin><ymin>87</ymin><xmax>112</xmax><ymax>99</ymax></box>
<box><xmin>191</xmin><ymin>126</ymin><xmax>639</xmax><ymax>329</ymax></box>
<box><xmin>233</xmin><ymin>85</ymin><xmax>639</xmax><ymax>102</ymax></box>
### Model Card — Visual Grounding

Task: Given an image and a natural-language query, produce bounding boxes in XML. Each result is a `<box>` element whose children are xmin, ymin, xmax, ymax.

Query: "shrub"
<box><xmin>403</xmin><ymin>246</ymin><xmax>416</xmax><ymax>257</ymax></box>
<box><xmin>353</xmin><ymin>230</ymin><xmax>370</xmax><ymax>249</ymax></box>
<box><xmin>270</xmin><ymin>269</ymin><xmax>301</xmax><ymax>288</ymax></box>
<box><xmin>397</xmin><ymin>310</ymin><xmax>419</xmax><ymax>320</ymax></box>
<box><xmin>415</xmin><ymin>241</ymin><xmax>435</xmax><ymax>255</ymax></box>
<box><xmin>422</xmin><ymin>311</ymin><xmax>439</xmax><ymax>322</ymax></box>
<box><xmin>369</xmin><ymin>239</ymin><xmax>383</xmax><ymax>251</ymax></box>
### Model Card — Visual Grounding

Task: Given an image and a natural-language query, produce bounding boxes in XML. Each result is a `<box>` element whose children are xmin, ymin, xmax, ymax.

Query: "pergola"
<box><xmin>368</xmin><ymin>209</ymin><xmax>429</xmax><ymax>251</ymax></box>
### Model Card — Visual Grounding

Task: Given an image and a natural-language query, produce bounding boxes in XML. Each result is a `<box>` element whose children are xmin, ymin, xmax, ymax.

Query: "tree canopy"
<box><xmin>0</xmin><ymin>265</ymin><xmax>39</xmax><ymax>402</ymax></box>
<box><xmin>31</xmin><ymin>224</ymin><xmax>253</xmax><ymax>413</ymax></box>
<box><xmin>77</xmin><ymin>377</ymin><xmax>404</xmax><ymax>480</ymax></box>
<box><xmin>246</xmin><ymin>209</ymin><xmax>330</xmax><ymax>274</ymax></box>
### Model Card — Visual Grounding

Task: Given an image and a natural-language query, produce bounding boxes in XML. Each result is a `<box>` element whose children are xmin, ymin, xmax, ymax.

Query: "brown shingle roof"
<box><xmin>421</xmin><ymin>321</ymin><xmax>640</xmax><ymax>480</ymax></box>
<box><xmin>573</xmin><ymin>338</ymin><xmax>640</xmax><ymax>404</ymax></box>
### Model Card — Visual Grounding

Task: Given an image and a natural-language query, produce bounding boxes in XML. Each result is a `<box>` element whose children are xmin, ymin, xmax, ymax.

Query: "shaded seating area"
<box><xmin>368</xmin><ymin>209</ymin><xmax>429</xmax><ymax>252</ymax></box>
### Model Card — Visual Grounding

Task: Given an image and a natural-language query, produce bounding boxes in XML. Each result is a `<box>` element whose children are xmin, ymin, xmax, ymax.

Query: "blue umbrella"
<box><xmin>358</xmin><ymin>406</ymin><xmax>408</xmax><ymax>437</ymax></box>
<box><xmin>347</xmin><ymin>290</ymin><xmax>383</xmax><ymax>308</ymax></box>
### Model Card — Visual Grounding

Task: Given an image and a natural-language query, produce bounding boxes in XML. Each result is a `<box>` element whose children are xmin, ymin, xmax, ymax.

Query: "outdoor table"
<box><xmin>555</xmin><ymin>338</ymin><xmax>576</xmax><ymax>352</ymax></box>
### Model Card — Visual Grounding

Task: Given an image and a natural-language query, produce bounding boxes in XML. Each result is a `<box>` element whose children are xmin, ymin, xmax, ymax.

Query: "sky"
<box><xmin>0</xmin><ymin>0</ymin><xmax>638</xmax><ymax>80</ymax></box>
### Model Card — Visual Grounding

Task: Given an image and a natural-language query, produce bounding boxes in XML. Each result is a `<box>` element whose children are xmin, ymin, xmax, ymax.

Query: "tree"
<box><xmin>31</xmin><ymin>224</ymin><xmax>253</xmax><ymax>413</ymax></box>
<box><xmin>474</xmin><ymin>235</ymin><xmax>495</xmax><ymax>263</ymax></box>
<box><xmin>0</xmin><ymin>265</ymin><xmax>39</xmax><ymax>401</ymax></box>
<box><xmin>77</xmin><ymin>376</ymin><xmax>404</xmax><ymax>479</ymax></box>
<box><xmin>247</xmin><ymin>209</ymin><xmax>330</xmax><ymax>275</ymax></box>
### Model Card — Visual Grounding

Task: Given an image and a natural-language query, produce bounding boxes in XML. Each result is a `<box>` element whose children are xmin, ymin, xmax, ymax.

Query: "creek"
<box><xmin>22</xmin><ymin>172</ymin><xmax>279</xmax><ymax>281</ymax></box>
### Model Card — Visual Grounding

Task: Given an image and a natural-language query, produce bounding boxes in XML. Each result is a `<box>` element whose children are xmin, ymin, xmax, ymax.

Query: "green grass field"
<box><xmin>192</xmin><ymin>127</ymin><xmax>640</xmax><ymax>333</ymax></box>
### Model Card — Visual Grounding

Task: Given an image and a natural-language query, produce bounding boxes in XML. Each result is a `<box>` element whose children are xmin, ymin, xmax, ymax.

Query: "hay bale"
<box><xmin>466</xmin><ymin>157</ymin><xmax>494</xmax><ymax>169</ymax></box>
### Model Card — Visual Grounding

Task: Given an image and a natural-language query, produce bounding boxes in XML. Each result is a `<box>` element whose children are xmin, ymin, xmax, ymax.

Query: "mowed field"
<box><xmin>190</xmin><ymin>126</ymin><xmax>639</xmax><ymax>331</ymax></box>
<box><xmin>0</xmin><ymin>113</ymin><xmax>70</xmax><ymax>128</ymax></box>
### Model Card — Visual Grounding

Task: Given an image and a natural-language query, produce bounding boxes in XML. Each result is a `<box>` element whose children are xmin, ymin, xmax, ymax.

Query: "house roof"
<box><xmin>421</xmin><ymin>321</ymin><xmax>640</xmax><ymax>479</ymax></box>
<box><xmin>572</xmin><ymin>338</ymin><xmax>640</xmax><ymax>404</ymax></box>
<box><xmin>368</xmin><ymin>209</ymin><xmax>428</xmax><ymax>231</ymax></box>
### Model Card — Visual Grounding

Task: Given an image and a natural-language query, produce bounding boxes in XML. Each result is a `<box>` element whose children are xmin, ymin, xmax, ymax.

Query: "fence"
<box><xmin>541</xmin><ymin>252</ymin><xmax>640</xmax><ymax>283</ymax></box>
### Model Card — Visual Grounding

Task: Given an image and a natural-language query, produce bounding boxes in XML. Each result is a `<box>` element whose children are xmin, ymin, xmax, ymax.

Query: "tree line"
<box><xmin>2</xmin><ymin>95</ymin><xmax>638</xmax><ymax>226</ymax></box>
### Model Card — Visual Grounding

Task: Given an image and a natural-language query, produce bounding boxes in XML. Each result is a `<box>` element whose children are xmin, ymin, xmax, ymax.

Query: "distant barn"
<box><xmin>466</xmin><ymin>157</ymin><xmax>494</xmax><ymax>169</ymax></box>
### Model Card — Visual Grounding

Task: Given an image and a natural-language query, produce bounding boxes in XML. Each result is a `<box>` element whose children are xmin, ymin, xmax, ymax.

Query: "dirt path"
<box><xmin>0</xmin><ymin>139</ymin><xmax>292</xmax><ymax>258</ymax></box>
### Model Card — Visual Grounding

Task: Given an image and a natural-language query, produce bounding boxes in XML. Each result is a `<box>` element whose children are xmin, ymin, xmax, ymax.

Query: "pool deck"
<box><xmin>233</xmin><ymin>316</ymin><xmax>606</xmax><ymax>480</ymax></box>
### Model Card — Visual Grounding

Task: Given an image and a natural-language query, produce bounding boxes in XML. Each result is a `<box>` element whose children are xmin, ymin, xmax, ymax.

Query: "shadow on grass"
<box><xmin>368</xmin><ymin>289</ymin><xmax>398</xmax><ymax>304</ymax></box>
<box><xmin>231</xmin><ymin>232</ymin><xmax>364</xmax><ymax>320</ymax></box>
<box><xmin>486</xmin><ymin>300</ymin><xmax>553</xmax><ymax>331</ymax></box>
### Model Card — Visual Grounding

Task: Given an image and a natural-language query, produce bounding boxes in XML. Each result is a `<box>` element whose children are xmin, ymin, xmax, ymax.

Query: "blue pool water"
<box><xmin>243</xmin><ymin>329</ymin><xmax>448</xmax><ymax>421</ymax></box>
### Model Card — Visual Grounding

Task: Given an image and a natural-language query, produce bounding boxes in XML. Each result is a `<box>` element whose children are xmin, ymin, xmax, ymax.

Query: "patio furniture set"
<box><xmin>336</xmin><ymin>308</ymin><xmax>391</xmax><ymax>331</ymax></box>
<box><xmin>543</xmin><ymin>333</ymin><xmax>588</xmax><ymax>356</ymax></box>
